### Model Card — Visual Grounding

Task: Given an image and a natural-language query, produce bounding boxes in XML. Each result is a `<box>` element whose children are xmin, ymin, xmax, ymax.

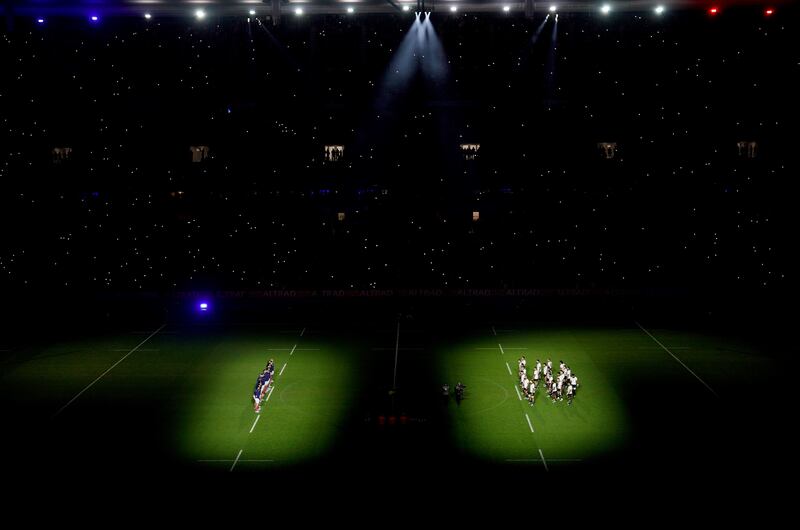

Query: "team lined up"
<box><xmin>252</xmin><ymin>358</ymin><xmax>276</xmax><ymax>413</ymax></box>
<box><xmin>518</xmin><ymin>357</ymin><xmax>580</xmax><ymax>405</ymax></box>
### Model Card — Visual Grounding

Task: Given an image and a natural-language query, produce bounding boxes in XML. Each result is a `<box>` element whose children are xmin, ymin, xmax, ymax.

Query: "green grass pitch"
<box><xmin>0</xmin><ymin>320</ymin><xmax>781</xmax><ymax>475</ymax></box>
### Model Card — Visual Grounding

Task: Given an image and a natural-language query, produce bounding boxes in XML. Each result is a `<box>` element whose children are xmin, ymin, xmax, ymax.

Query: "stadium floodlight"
<box><xmin>503</xmin><ymin>5</ymin><xmax>511</xmax><ymax>12</ymax></box>
<box><xmin>450</xmin><ymin>5</ymin><xmax>458</xmax><ymax>12</ymax></box>
<box><xmin>402</xmin><ymin>4</ymin><xmax>410</xmax><ymax>11</ymax></box>
<box><xmin>90</xmin><ymin>15</ymin><xmax>99</xmax><ymax>22</ymax></box>
<box><xmin>295</xmin><ymin>7</ymin><xmax>304</xmax><ymax>15</ymax></box>
<box><xmin>549</xmin><ymin>5</ymin><xmax>557</xmax><ymax>12</ymax></box>
<box><xmin>347</xmin><ymin>6</ymin><xmax>355</xmax><ymax>13</ymax></box>
<box><xmin>249</xmin><ymin>9</ymin><xmax>256</xmax><ymax>15</ymax></box>
<box><xmin>195</xmin><ymin>9</ymin><xmax>206</xmax><ymax>20</ymax></box>
<box><xmin>37</xmin><ymin>18</ymin><xmax>45</xmax><ymax>24</ymax></box>
<box><xmin>600</xmin><ymin>4</ymin><xmax>611</xmax><ymax>15</ymax></box>
<box><xmin>708</xmin><ymin>7</ymin><xmax>719</xmax><ymax>15</ymax></box>
<box><xmin>144</xmin><ymin>13</ymin><xmax>152</xmax><ymax>20</ymax></box>
<box><xmin>654</xmin><ymin>5</ymin><xmax>665</xmax><ymax>15</ymax></box>
<box><xmin>765</xmin><ymin>8</ymin><xmax>774</xmax><ymax>16</ymax></box>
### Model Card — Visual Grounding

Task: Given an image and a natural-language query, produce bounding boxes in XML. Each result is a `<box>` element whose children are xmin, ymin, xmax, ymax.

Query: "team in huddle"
<box><xmin>518</xmin><ymin>357</ymin><xmax>579</xmax><ymax>405</ymax></box>
<box><xmin>252</xmin><ymin>359</ymin><xmax>276</xmax><ymax>413</ymax></box>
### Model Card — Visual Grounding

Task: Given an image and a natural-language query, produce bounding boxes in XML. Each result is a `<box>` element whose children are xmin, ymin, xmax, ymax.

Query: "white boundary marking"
<box><xmin>230</xmin><ymin>449</ymin><xmax>243</xmax><ymax>472</ymax></box>
<box><xmin>635</xmin><ymin>321</ymin><xmax>718</xmax><ymax>397</ymax></box>
<box><xmin>265</xmin><ymin>386</ymin><xmax>275</xmax><ymax>402</ymax></box>
<box><xmin>249</xmin><ymin>414</ymin><xmax>261</xmax><ymax>433</ymax></box>
<box><xmin>476</xmin><ymin>347</ymin><xmax>527</xmax><ymax>350</ymax></box>
<box><xmin>506</xmin><ymin>458</ymin><xmax>582</xmax><ymax>463</ymax></box>
<box><xmin>491</xmin><ymin>326</ymin><xmax>497</xmax><ymax>336</ymax></box>
<box><xmin>525</xmin><ymin>413</ymin><xmax>535</xmax><ymax>433</ymax></box>
<box><xmin>514</xmin><ymin>385</ymin><xmax>522</xmax><ymax>401</ymax></box>
<box><xmin>53</xmin><ymin>324</ymin><xmax>166</xmax><ymax>418</ymax></box>
<box><xmin>498</xmin><ymin>344</ymin><xmax>506</xmax><ymax>355</ymax></box>
<box><xmin>199</xmin><ymin>459</ymin><xmax>274</xmax><ymax>463</ymax></box>
<box><xmin>539</xmin><ymin>449</ymin><xmax>549</xmax><ymax>472</ymax></box>
<box><xmin>289</xmin><ymin>344</ymin><xmax>297</xmax><ymax>356</ymax></box>
<box><xmin>300</xmin><ymin>327</ymin><xmax>306</xmax><ymax>337</ymax></box>
<box><xmin>505</xmin><ymin>362</ymin><xmax>513</xmax><ymax>376</ymax></box>
<box><xmin>279</xmin><ymin>362</ymin><xmax>287</xmax><ymax>376</ymax></box>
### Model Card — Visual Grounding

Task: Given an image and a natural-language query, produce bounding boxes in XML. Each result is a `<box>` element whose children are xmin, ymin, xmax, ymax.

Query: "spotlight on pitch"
<box><xmin>600</xmin><ymin>4</ymin><xmax>611</xmax><ymax>15</ymax></box>
<box><xmin>654</xmin><ymin>5</ymin><xmax>665</xmax><ymax>15</ymax></box>
<box><xmin>295</xmin><ymin>7</ymin><xmax>304</xmax><ymax>16</ymax></box>
<box><xmin>195</xmin><ymin>9</ymin><xmax>206</xmax><ymax>20</ymax></box>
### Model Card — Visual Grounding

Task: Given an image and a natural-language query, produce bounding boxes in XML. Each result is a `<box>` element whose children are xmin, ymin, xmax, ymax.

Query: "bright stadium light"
<box><xmin>144</xmin><ymin>13</ymin><xmax>152</xmax><ymax>20</ymax></box>
<box><xmin>601</xmin><ymin>4</ymin><xmax>611</xmax><ymax>15</ymax></box>
<box><xmin>249</xmin><ymin>9</ymin><xmax>256</xmax><ymax>15</ymax></box>
<box><xmin>90</xmin><ymin>15</ymin><xmax>99</xmax><ymax>22</ymax></box>
<box><xmin>195</xmin><ymin>9</ymin><xmax>206</xmax><ymax>20</ymax></box>
<box><xmin>295</xmin><ymin>7</ymin><xmax>304</xmax><ymax>15</ymax></box>
<box><xmin>765</xmin><ymin>8</ymin><xmax>774</xmax><ymax>16</ymax></box>
<box><xmin>402</xmin><ymin>4</ymin><xmax>410</xmax><ymax>11</ymax></box>
<box><xmin>503</xmin><ymin>5</ymin><xmax>511</xmax><ymax>12</ymax></box>
<box><xmin>37</xmin><ymin>18</ymin><xmax>45</xmax><ymax>24</ymax></box>
<box><xmin>549</xmin><ymin>5</ymin><xmax>557</xmax><ymax>12</ymax></box>
<box><xmin>708</xmin><ymin>7</ymin><xmax>719</xmax><ymax>15</ymax></box>
<box><xmin>654</xmin><ymin>5</ymin><xmax>665</xmax><ymax>15</ymax></box>
<box><xmin>450</xmin><ymin>5</ymin><xmax>458</xmax><ymax>12</ymax></box>
<box><xmin>347</xmin><ymin>6</ymin><xmax>355</xmax><ymax>13</ymax></box>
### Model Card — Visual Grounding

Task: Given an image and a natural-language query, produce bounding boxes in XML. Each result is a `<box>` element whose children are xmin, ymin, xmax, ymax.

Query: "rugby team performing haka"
<box><xmin>252</xmin><ymin>358</ymin><xmax>276</xmax><ymax>413</ymax></box>
<box><xmin>518</xmin><ymin>357</ymin><xmax>579</xmax><ymax>406</ymax></box>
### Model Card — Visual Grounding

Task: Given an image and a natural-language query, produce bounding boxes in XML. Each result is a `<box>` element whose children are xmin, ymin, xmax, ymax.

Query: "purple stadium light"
<box><xmin>90</xmin><ymin>15</ymin><xmax>99</xmax><ymax>23</ymax></box>
<box><xmin>199</xmin><ymin>302</ymin><xmax>209</xmax><ymax>312</ymax></box>
<box><xmin>37</xmin><ymin>18</ymin><xmax>45</xmax><ymax>24</ymax></box>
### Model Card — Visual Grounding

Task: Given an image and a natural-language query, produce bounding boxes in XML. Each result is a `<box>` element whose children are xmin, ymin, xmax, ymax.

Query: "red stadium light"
<box><xmin>708</xmin><ymin>7</ymin><xmax>719</xmax><ymax>15</ymax></box>
<box><xmin>765</xmin><ymin>8</ymin><xmax>774</xmax><ymax>16</ymax></box>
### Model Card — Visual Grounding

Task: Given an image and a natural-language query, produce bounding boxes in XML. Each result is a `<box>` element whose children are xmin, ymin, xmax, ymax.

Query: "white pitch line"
<box><xmin>476</xmin><ymin>347</ymin><xmax>527</xmax><ymax>350</ymax></box>
<box><xmin>525</xmin><ymin>413</ymin><xmax>535</xmax><ymax>433</ymax></box>
<box><xmin>505</xmin><ymin>362</ymin><xmax>513</xmax><ymax>376</ymax></box>
<box><xmin>539</xmin><ymin>449</ymin><xmax>549</xmax><ymax>472</ymax></box>
<box><xmin>289</xmin><ymin>344</ymin><xmax>297</xmax><ymax>356</ymax></box>
<box><xmin>514</xmin><ymin>385</ymin><xmax>522</xmax><ymax>401</ymax></box>
<box><xmin>249</xmin><ymin>414</ymin><xmax>261</xmax><ymax>433</ymax></box>
<box><xmin>505</xmin><ymin>458</ymin><xmax>582</xmax><ymax>463</ymax></box>
<box><xmin>230</xmin><ymin>449</ymin><xmax>243</xmax><ymax>472</ymax></box>
<box><xmin>268</xmin><ymin>348</ymin><xmax>318</xmax><ymax>351</ymax></box>
<box><xmin>279</xmin><ymin>363</ymin><xmax>287</xmax><ymax>376</ymax></box>
<box><xmin>300</xmin><ymin>327</ymin><xmax>306</xmax><ymax>337</ymax></box>
<box><xmin>498</xmin><ymin>344</ymin><xmax>506</xmax><ymax>355</ymax></box>
<box><xmin>198</xmin><ymin>459</ymin><xmax>275</xmax><ymax>463</ymax></box>
<box><xmin>491</xmin><ymin>326</ymin><xmax>497</xmax><ymax>336</ymax></box>
<box><xmin>53</xmin><ymin>323</ymin><xmax>166</xmax><ymax>418</ymax></box>
<box><xmin>635</xmin><ymin>321</ymin><xmax>718</xmax><ymax>397</ymax></box>
<box><xmin>265</xmin><ymin>386</ymin><xmax>275</xmax><ymax>402</ymax></box>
